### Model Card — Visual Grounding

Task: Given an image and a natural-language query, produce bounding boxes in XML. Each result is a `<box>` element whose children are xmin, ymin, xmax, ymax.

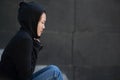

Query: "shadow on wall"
<box><xmin>0</xmin><ymin>49</ymin><xmax>69</xmax><ymax>80</ymax></box>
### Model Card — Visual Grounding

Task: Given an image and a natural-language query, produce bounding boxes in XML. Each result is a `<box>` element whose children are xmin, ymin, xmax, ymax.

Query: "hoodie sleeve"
<box><xmin>12</xmin><ymin>38</ymin><xmax>33</xmax><ymax>80</ymax></box>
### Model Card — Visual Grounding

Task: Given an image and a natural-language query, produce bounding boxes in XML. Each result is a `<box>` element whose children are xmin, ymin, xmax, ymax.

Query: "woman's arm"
<box><xmin>12</xmin><ymin>38</ymin><xmax>33</xmax><ymax>80</ymax></box>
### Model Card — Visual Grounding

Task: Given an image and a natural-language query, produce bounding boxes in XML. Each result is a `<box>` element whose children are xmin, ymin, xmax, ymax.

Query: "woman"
<box><xmin>0</xmin><ymin>1</ymin><xmax>63</xmax><ymax>80</ymax></box>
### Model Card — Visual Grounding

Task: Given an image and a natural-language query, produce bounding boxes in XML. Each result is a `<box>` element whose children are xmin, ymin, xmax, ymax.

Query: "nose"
<box><xmin>43</xmin><ymin>25</ymin><xmax>45</xmax><ymax>29</ymax></box>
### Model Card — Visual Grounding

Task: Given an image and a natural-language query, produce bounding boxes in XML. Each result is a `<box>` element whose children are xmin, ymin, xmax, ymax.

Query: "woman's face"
<box><xmin>37</xmin><ymin>12</ymin><xmax>46</xmax><ymax>37</ymax></box>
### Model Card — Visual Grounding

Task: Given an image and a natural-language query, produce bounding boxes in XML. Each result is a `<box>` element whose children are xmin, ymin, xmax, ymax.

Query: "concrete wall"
<box><xmin>0</xmin><ymin>0</ymin><xmax>120</xmax><ymax>80</ymax></box>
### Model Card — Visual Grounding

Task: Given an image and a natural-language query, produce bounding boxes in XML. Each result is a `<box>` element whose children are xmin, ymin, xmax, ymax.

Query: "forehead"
<box><xmin>40</xmin><ymin>13</ymin><xmax>46</xmax><ymax>21</ymax></box>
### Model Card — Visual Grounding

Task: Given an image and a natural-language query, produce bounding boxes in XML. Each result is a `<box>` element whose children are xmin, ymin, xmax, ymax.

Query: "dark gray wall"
<box><xmin>0</xmin><ymin>0</ymin><xmax>120</xmax><ymax>80</ymax></box>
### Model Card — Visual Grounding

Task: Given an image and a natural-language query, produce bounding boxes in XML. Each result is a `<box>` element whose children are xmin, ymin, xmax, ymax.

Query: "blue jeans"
<box><xmin>32</xmin><ymin>65</ymin><xmax>63</xmax><ymax>80</ymax></box>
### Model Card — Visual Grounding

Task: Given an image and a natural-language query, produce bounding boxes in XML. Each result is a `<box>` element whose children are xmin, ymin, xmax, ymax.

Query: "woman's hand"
<box><xmin>33</xmin><ymin>38</ymin><xmax>40</xmax><ymax>42</ymax></box>
<box><xmin>33</xmin><ymin>38</ymin><xmax>43</xmax><ymax>51</ymax></box>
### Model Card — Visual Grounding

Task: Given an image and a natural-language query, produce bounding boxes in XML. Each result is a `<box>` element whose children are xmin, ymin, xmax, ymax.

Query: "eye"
<box><xmin>42</xmin><ymin>21</ymin><xmax>46</xmax><ymax>25</ymax></box>
<box><xmin>41</xmin><ymin>21</ymin><xmax>44</xmax><ymax>24</ymax></box>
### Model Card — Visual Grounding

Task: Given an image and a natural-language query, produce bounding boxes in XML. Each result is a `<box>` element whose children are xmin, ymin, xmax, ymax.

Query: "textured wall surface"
<box><xmin>0</xmin><ymin>0</ymin><xmax>120</xmax><ymax>80</ymax></box>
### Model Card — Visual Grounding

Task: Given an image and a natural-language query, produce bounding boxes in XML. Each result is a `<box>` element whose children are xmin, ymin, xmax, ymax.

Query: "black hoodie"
<box><xmin>18</xmin><ymin>1</ymin><xmax>46</xmax><ymax>38</ymax></box>
<box><xmin>0</xmin><ymin>2</ymin><xmax>45</xmax><ymax>80</ymax></box>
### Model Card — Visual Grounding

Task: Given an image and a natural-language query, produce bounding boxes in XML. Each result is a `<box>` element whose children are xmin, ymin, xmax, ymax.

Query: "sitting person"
<box><xmin>0</xmin><ymin>1</ymin><xmax>63</xmax><ymax>80</ymax></box>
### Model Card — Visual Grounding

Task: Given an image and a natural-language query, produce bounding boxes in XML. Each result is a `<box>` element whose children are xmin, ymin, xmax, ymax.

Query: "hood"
<box><xmin>18</xmin><ymin>1</ymin><xmax>46</xmax><ymax>38</ymax></box>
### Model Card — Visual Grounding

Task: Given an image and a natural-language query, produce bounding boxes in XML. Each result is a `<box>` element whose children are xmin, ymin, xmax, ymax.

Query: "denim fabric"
<box><xmin>32</xmin><ymin>65</ymin><xmax>63</xmax><ymax>80</ymax></box>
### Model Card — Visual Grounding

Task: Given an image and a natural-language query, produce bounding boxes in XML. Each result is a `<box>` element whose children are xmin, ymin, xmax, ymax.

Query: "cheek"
<box><xmin>38</xmin><ymin>23</ymin><xmax>42</xmax><ymax>31</ymax></box>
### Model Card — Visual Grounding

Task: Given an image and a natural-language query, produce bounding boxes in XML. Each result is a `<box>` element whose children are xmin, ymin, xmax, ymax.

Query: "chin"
<box><xmin>38</xmin><ymin>33</ymin><xmax>42</xmax><ymax>36</ymax></box>
<box><xmin>38</xmin><ymin>32</ymin><xmax>42</xmax><ymax>36</ymax></box>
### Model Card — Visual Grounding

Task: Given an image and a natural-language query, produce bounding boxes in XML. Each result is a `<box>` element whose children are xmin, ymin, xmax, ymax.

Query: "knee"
<box><xmin>48</xmin><ymin>65</ymin><xmax>63</xmax><ymax>79</ymax></box>
<box><xmin>48</xmin><ymin>65</ymin><xmax>61</xmax><ymax>72</ymax></box>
